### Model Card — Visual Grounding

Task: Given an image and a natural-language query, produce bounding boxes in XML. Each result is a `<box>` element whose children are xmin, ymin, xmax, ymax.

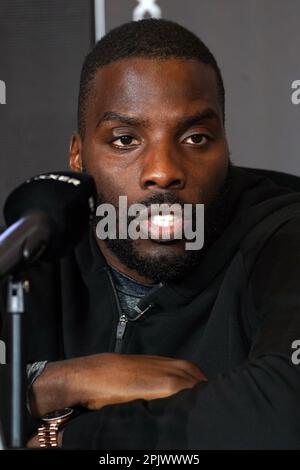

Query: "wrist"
<box><xmin>27</xmin><ymin>361</ymin><xmax>48</xmax><ymax>415</ymax></box>
<box><xmin>30</xmin><ymin>359</ymin><xmax>80</xmax><ymax>417</ymax></box>
<box><xmin>27</xmin><ymin>361</ymin><xmax>48</xmax><ymax>388</ymax></box>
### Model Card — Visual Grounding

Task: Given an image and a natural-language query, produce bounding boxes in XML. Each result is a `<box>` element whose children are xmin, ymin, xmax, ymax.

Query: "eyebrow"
<box><xmin>175</xmin><ymin>108</ymin><xmax>220</xmax><ymax>134</ymax></box>
<box><xmin>96</xmin><ymin>108</ymin><xmax>220</xmax><ymax>131</ymax></box>
<box><xmin>96</xmin><ymin>111</ymin><xmax>148</xmax><ymax>129</ymax></box>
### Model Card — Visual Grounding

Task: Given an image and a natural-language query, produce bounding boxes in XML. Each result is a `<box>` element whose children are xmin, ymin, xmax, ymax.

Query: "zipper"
<box><xmin>106</xmin><ymin>267</ymin><xmax>159</xmax><ymax>353</ymax></box>
<box><xmin>106</xmin><ymin>268</ymin><xmax>125</xmax><ymax>352</ymax></box>
<box><xmin>114</xmin><ymin>304</ymin><xmax>153</xmax><ymax>353</ymax></box>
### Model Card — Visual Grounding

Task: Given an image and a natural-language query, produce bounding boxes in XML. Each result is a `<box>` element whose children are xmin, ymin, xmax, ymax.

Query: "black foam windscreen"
<box><xmin>3</xmin><ymin>171</ymin><xmax>97</xmax><ymax>260</ymax></box>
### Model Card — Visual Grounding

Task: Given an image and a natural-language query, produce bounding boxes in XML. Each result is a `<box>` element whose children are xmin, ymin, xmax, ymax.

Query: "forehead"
<box><xmin>87</xmin><ymin>58</ymin><xmax>221</xmax><ymax>124</ymax></box>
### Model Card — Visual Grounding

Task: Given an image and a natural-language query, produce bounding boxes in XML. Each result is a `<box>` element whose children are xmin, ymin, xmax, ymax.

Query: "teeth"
<box><xmin>152</xmin><ymin>215</ymin><xmax>174</xmax><ymax>227</ymax></box>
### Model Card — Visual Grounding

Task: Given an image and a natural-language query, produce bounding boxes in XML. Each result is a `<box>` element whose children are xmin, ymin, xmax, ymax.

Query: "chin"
<box><xmin>134</xmin><ymin>238</ymin><xmax>187</xmax><ymax>257</ymax></box>
<box><xmin>104</xmin><ymin>237</ymin><xmax>205</xmax><ymax>283</ymax></box>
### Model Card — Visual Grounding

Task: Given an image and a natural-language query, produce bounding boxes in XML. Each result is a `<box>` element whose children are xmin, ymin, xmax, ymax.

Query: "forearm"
<box><xmin>62</xmin><ymin>354</ymin><xmax>300</xmax><ymax>450</ymax></box>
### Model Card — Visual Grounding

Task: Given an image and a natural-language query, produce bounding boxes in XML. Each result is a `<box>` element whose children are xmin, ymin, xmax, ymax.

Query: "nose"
<box><xmin>140</xmin><ymin>145</ymin><xmax>186</xmax><ymax>191</ymax></box>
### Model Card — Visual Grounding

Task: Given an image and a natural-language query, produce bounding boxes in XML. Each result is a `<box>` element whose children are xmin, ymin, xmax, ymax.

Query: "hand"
<box><xmin>30</xmin><ymin>353</ymin><xmax>207</xmax><ymax>416</ymax></box>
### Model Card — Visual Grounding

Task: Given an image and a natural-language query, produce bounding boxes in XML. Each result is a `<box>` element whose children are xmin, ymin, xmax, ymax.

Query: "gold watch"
<box><xmin>37</xmin><ymin>408</ymin><xmax>74</xmax><ymax>448</ymax></box>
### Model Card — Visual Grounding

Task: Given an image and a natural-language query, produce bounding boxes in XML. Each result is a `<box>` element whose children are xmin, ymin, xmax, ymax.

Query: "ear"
<box><xmin>69</xmin><ymin>133</ymin><xmax>83</xmax><ymax>172</ymax></box>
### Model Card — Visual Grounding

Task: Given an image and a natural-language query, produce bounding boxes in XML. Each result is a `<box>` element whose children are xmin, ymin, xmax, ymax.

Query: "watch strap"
<box><xmin>37</xmin><ymin>409</ymin><xmax>73</xmax><ymax>449</ymax></box>
<box><xmin>38</xmin><ymin>422</ymin><xmax>61</xmax><ymax>448</ymax></box>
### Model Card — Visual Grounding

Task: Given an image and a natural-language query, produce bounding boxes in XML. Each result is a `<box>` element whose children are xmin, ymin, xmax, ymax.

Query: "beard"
<box><xmin>94</xmin><ymin>162</ymin><xmax>233</xmax><ymax>283</ymax></box>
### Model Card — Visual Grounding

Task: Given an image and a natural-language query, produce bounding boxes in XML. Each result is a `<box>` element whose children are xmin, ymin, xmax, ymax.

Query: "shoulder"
<box><xmin>245</xmin><ymin>214</ymin><xmax>300</xmax><ymax>316</ymax></box>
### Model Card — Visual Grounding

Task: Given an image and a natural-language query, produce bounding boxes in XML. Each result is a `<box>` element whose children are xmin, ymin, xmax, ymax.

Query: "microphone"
<box><xmin>0</xmin><ymin>171</ymin><xmax>97</xmax><ymax>278</ymax></box>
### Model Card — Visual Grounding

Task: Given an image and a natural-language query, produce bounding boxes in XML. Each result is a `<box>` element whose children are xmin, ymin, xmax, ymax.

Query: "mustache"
<box><xmin>126</xmin><ymin>191</ymin><xmax>187</xmax><ymax>211</ymax></box>
<box><xmin>97</xmin><ymin>191</ymin><xmax>187</xmax><ymax>209</ymax></box>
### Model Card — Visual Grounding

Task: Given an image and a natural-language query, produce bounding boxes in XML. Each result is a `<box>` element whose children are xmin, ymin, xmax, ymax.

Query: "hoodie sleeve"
<box><xmin>62</xmin><ymin>216</ymin><xmax>300</xmax><ymax>450</ymax></box>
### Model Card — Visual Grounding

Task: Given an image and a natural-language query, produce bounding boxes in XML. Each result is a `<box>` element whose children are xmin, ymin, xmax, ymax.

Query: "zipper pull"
<box><xmin>114</xmin><ymin>314</ymin><xmax>128</xmax><ymax>353</ymax></box>
<box><xmin>116</xmin><ymin>314</ymin><xmax>128</xmax><ymax>340</ymax></box>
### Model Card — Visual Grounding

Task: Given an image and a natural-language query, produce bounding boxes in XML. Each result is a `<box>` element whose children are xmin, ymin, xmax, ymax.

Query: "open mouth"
<box><xmin>135</xmin><ymin>207</ymin><xmax>187</xmax><ymax>242</ymax></box>
<box><xmin>148</xmin><ymin>214</ymin><xmax>183</xmax><ymax>240</ymax></box>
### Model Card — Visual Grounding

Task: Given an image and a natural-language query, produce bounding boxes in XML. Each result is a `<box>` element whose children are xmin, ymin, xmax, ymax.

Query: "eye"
<box><xmin>112</xmin><ymin>135</ymin><xmax>139</xmax><ymax>148</ymax></box>
<box><xmin>183</xmin><ymin>134</ymin><xmax>211</xmax><ymax>146</ymax></box>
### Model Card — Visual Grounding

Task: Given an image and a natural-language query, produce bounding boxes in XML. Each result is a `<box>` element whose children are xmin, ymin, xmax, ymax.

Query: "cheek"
<box><xmin>91</xmin><ymin>166</ymin><xmax>127</xmax><ymax>204</ymax></box>
<box><xmin>82</xmin><ymin>148</ymin><xmax>140</xmax><ymax>204</ymax></box>
<box><xmin>187</xmin><ymin>152</ymin><xmax>228</xmax><ymax>204</ymax></box>
<box><xmin>203</xmin><ymin>156</ymin><xmax>229</xmax><ymax>202</ymax></box>
<box><xmin>82</xmin><ymin>153</ymin><xmax>118</xmax><ymax>201</ymax></box>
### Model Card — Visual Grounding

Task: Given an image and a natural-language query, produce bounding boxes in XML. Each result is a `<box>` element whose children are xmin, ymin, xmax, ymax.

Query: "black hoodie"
<box><xmin>1</xmin><ymin>166</ymin><xmax>300</xmax><ymax>449</ymax></box>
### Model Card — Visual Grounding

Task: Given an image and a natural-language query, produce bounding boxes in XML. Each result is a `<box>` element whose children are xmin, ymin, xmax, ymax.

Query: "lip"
<box><xmin>132</xmin><ymin>206</ymin><xmax>189</xmax><ymax>241</ymax></box>
<box><xmin>147</xmin><ymin>216</ymin><xmax>183</xmax><ymax>241</ymax></box>
<box><xmin>130</xmin><ymin>204</ymin><xmax>196</xmax><ymax>243</ymax></box>
<box><xmin>133</xmin><ymin>207</ymin><xmax>151</xmax><ymax>223</ymax></box>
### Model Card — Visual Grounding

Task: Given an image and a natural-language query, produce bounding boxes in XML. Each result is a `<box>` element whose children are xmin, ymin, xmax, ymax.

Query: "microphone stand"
<box><xmin>7</xmin><ymin>277</ymin><xmax>26</xmax><ymax>448</ymax></box>
<box><xmin>0</xmin><ymin>215</ymin><xmax>50</xmax><ymax>449</ymax></box>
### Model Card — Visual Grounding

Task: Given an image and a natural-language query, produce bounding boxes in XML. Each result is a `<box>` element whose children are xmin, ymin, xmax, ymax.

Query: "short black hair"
<box><xmin>78</xmin><ymin>19</ymin><xmax>225</xmax><ymax>138</ymax></box>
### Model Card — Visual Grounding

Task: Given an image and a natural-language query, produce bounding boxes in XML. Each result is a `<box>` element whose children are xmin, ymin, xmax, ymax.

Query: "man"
<box><xmin>1</xmin><ymin>18</ymin><xmax>300</xmax><ymax>449</ymax></box>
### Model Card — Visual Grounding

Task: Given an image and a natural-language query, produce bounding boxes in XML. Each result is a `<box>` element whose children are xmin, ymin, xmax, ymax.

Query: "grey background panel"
<box><xmin>0</xmin><ymin>0</ymin><xmax>93</xmax><ymax>220</ymax></box>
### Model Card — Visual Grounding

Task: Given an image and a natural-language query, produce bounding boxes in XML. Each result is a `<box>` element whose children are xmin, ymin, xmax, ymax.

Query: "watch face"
<box><xmin>42</xmin><ymin>408</ymin><xmax>73</xmax><ymax>422</ymax></box>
